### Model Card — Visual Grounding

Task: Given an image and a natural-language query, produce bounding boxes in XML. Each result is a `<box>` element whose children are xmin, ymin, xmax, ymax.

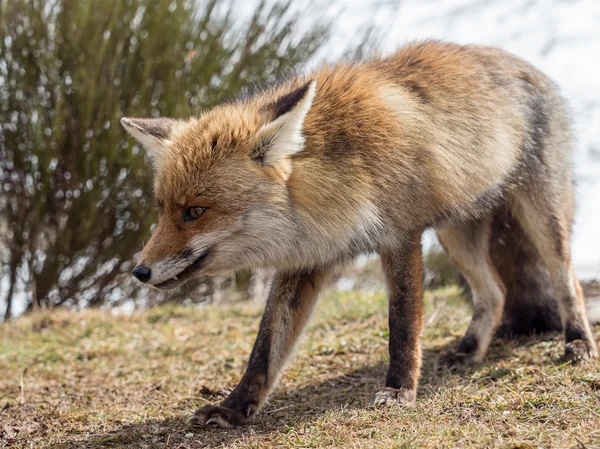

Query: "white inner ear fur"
<box><xmin>121</xmin><ymin>118</ymin><xmax>189</xmax><ymax>165</ymax></box>
<box><xmin>258</xmin><ymin>80</ymin><xmax>316</xmax><ymax>167</ymax></box>
<box><xmin>121</xmin><ymin>118</ymin><xmax>168</xmax><ymax>157</ymax></box>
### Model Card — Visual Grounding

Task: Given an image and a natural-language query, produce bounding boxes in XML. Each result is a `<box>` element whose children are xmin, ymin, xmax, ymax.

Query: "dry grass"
<box><xmin>1</xmin><ymin>286</ymin><xmax>599</xmax><ymax>448</ymax></box>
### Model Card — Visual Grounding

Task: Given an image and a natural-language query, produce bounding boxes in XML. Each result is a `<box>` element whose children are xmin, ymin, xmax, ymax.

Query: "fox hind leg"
<box><xmin>435</xmin><ymin>216</ymin><xmax>507</xmax><ymax>372</ymax></box>
<box><xmin>511</xmin><ymin>189</ymin><xmax>598</xmax><ymax>361</ymax></box>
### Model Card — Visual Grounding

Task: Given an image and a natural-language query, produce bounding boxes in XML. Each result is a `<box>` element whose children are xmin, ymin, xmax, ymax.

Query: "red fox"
<box><xmin>122</xmin><ymin>41</ymin><xmax>598</xmax><ymax>428</ymax></box>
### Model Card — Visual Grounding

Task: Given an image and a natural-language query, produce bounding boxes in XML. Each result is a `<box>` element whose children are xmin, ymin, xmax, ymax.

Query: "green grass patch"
<box><xmin>1</xmin><ymin>287</ymin><xmax>599</xmax><ymax>448</ymax></box>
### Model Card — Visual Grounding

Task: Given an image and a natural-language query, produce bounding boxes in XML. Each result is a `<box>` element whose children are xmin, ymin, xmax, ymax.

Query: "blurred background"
<box><xmin>1</xmin><ymin>0</ymin><xmax>599</xmax><ymax>320</ymax></box>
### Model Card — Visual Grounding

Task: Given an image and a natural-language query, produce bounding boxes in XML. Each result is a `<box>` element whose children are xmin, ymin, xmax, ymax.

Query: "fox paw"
<box><xmin>564</xmin><ymin>339</ymin><xmax>599</xmax><ymax>363</ymax></box>
<box><xmin>372</xmin><ymin>387</ymin><xmax>416</xmax><ymax>407</ymax></box>
<box><xmin>187</xmin><ymin>405</ymin><xmax>248</xmax><ymax>429</ymax></box>
<box><xmin>434</xmin><ymin>351</ymin><xmax>481</xmax><ymax>374</ymax></box>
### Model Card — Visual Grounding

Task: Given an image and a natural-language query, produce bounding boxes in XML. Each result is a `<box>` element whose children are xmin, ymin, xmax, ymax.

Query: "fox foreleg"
<box><xmin>374</xmin><ymin>235</ymin><xmax>424</xmax><ymax>407</ymax></box>
<box><xmin>188</xmin><ymin>266</ymin><xmax>332</xmax><ymax>428</ymax></box>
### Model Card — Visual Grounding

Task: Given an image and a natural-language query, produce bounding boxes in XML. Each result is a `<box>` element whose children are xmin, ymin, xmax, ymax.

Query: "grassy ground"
<box><xmin>1</xmin><ymin>286</ymin><xmax>599</xmax><ymax>448</ymax></box>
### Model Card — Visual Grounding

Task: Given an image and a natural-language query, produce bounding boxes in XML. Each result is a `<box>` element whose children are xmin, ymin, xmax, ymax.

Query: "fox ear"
<box><xmin>121</xmin><ymin>117</ymin><xmax>176</xmax><ymax>156</ymax></box>
<box><xmin>252</xmin><ymin>80</ymin><xmax>316</xmax><ymax>169</ymax></box>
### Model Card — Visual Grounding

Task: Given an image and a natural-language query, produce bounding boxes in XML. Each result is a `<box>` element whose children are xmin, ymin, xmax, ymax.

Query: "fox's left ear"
<box><xmin>252</xmin><ymin>80</ymin><xmax>316</xmax><ymax>172</ymax></box>
<box><xmin>121</xmin><ymin>117</ymin><xmax>177</xmax><ymax>157</ymax></box>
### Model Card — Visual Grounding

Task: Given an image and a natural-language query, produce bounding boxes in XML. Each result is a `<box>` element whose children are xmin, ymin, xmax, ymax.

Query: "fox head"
<box><xmin>122</xmin><ymin>81</ymin><xmax>317</xmax><ymax>289</ymax></box>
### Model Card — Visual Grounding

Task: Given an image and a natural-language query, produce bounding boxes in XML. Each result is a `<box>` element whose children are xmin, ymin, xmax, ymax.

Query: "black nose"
<box><xmin>132</xmin><ymin>265</ymin><xmax>151</xmax><ymax>283</ymax></box>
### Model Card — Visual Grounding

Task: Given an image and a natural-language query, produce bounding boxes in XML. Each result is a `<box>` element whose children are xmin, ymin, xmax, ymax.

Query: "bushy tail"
<box><xmin>490</xmin><ymin>207</ymin><xmax>563</xmax><ymax>335</ymax></box>
<box><xmin>490</xmin><ymin>207</ymin><xmax>600</xmax><ymax>332</ymax></box>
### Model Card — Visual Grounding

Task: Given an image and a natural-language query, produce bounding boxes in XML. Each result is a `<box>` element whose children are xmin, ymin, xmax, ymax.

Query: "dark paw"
<box><xmin>435</xmin><ymin>351</ymin><xmax>481</xmax><ymax>374</ymax></box>
<box><xmin>372</xmin><ymin>387</ymin><xmax>416</xmax><ymax>407</ymax></box>
<box><xmin>563</xmin><ymin>339</ymin><xmax>599</xmax><ymax>363</ymax></box>
<box><xmin>187</xmin><ymin>405</ymin><xmax>248</xmax><ymax>429</ymax></box>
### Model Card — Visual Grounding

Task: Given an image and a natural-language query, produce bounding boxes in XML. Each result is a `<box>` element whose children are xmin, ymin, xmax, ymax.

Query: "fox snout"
<box><xmin>132</xmin><ymin>264</ymin><xmax>152</xmax><ymax>283</ymax></box>
<box><xmin>131</xmin><ymin>245</ymin><xmax>212</xmax><ymax>290</ymax></box>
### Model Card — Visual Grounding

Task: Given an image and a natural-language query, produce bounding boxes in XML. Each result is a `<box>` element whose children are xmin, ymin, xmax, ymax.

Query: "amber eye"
<box><xmin>183</xmin><ymin>206</ymin><xmax>206</xmax><ymax>222</ymax></box>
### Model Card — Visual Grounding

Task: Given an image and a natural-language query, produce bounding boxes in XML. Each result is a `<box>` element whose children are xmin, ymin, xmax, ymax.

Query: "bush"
<box><xmin>0</xmin><ymin>0</ymin><xmax>333</xmax><ymax>318</ymax></box>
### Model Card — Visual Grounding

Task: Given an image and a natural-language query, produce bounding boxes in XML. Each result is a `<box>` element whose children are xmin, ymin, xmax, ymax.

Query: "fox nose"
<box><xmin>132</xmin><ymin>265</ymin><xmax>152</xmax><ymax>283</ymax></box>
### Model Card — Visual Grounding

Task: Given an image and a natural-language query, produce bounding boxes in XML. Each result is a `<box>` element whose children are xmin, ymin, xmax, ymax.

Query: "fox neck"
<box><xmin>250</xmin><ymin>198</ymin><xmax>384</xmax><ymax>270</ymax></box>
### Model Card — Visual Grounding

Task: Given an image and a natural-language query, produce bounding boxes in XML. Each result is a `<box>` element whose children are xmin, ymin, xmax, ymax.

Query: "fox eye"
<box><xmin>184</xmin><ymin>206</ymin><xmax>206</xmax><ymax>222</ymax></box>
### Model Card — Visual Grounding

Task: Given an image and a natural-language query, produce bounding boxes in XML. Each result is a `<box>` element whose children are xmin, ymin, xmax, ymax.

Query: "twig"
<box><xmin>19</xmin><ymin>371</ymin><xmax>25</xmax><ymax>404</ymax></box>
<box><xmin>425</xmin><ymin>297</ymin><xmax>443</xmax><ymax>327</ymax></box>
<box><xmin>265</xmin><ymin>404</ymin><xmax>294</xmax><ymax>415</ymax></box>
<box><xmin>505</xmin><ymin>385</ymin><xmax>524</xmax><ymax>404</ymax></box>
